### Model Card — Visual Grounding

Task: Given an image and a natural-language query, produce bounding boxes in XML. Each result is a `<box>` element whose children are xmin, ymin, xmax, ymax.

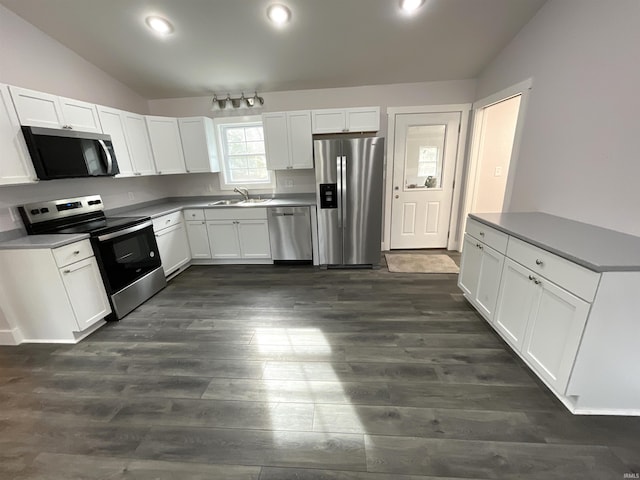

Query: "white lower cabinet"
<box><xmin>207</xmin><ymin>221</ymin><xmax>242</xmax><ymax>259</ymax></box>
<box><xmin>237</xmin><ymin>220</ymin><xmax>272</xmax><ymax>259</ymax></box>
<box><xmin>153</xmin><ymin>212</ymin><xmax>191</xmax><ymax>277</ymax></box>
<box><xmin>0</xmin><ymin>239</ymin><xmax>111</xmax><ymax>344</ymax></box>
<box><xmin>186</xmin><ymin>221</ymin><xmax>212</xmax><ymax>259</ymax></box>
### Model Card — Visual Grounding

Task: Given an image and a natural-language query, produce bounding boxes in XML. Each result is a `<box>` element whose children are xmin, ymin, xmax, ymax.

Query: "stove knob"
<box><xmin>30</xmin><ymin>209</ymin><xmax>40</xmax><ymax>215</ymax></box>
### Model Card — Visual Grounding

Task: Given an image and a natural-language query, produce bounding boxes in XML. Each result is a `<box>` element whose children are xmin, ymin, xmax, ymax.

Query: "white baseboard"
<box><xmin>0</xmin><ymin>328</ymin><xmax>22</xmax><ymax>346</ymax></box>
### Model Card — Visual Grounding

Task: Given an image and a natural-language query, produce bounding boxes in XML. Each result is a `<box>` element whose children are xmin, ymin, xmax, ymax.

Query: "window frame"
<box><xmin>214</xmin><ymin>115</ymin><xmax>275</xmax><ymax>191</ymax></box>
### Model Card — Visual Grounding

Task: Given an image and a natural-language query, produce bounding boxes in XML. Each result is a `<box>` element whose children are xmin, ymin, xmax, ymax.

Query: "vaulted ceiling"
<box><xmin>1</xmin><ymin>0</ymin><xmax>546</xmax><ymax>98</ymax></box>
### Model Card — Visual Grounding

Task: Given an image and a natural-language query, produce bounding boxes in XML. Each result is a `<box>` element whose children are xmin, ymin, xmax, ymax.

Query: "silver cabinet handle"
<box><xmin>535</xmin><ymin>259</ymin><xmax>543</xmax><ymax>265</ymax></box>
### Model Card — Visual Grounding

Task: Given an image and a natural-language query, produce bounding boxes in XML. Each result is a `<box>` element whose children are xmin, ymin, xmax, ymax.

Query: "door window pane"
<box><xmin>403</xmin><ymin>124</ymin><xmax>446</xmax><ymax>190</ymax></box>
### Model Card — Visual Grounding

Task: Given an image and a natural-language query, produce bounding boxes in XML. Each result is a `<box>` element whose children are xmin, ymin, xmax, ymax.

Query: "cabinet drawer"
<box><xmin>184</xmin><ymin>209</ymin><xmax>205</xmax><ymax>221</ymax></box>
<box><xmin>507</xmin><ymin>237</ymin><xmax>600</xmax><ymax>302</ymax></box>
<box><xmin>205</xmin><ymin>208</ymin><xmax>267</xmax><ymax>221</ymax></box>
<box><xmin>53</xmin><ymin>239</ymin><xmax>93</xmax><ymax>267</ymax></box>
<box><xmin>466</xmin><ymin>218</ymin><xmax>508</xmax><ymax>254</ymax></box>
<box><xmin>152</xmin><ymin>211</ymin><xmax>184</xmax><ymax>232</ymax></box>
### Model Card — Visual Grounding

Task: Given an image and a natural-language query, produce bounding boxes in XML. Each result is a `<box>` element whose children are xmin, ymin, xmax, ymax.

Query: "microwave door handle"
<box><xmin>98</xmin><ymin>140</ymin><xmax>114</xmax><ymax>174</ymax></box>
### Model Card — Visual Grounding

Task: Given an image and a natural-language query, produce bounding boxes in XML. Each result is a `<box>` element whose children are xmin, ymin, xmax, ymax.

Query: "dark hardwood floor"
<box><xmin>1</xmin><ymin>255</ymin><xmax>639</xmax><ymax>479</ymax></box>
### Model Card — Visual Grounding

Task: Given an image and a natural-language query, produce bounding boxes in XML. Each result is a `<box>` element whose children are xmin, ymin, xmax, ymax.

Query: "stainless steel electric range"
<box><xmin>19</xmin><ymin>195</ymin><xmax>166</xmax><ymax>319</ymax></box>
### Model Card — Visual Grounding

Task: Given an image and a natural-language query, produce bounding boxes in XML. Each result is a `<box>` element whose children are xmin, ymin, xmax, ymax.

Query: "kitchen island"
<box><xmin>459</xmin><ymin>211</ymin><xmax>640</xmax><ymax>415</ymax></box>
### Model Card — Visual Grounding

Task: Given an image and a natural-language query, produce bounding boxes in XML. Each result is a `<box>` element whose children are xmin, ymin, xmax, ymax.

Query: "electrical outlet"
<box><xmin>128</xmin><ymin>192</ymin><xmax>135</xmax><ymax>200</ymax></box>
<box><xmin>494</xmin><ymin>167</ymin><xmax>502</xmax><ymax>177</ymax></box>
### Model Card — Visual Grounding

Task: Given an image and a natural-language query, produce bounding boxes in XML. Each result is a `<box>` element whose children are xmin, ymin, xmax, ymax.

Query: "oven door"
<box><xmin>94</xmin><ymin>221</ymin><xmax>161</xmax><ymax>293</ymax></box>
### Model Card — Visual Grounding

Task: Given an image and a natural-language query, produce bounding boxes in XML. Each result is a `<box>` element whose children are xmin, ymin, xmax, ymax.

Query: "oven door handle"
<box><xmin>97</xmin><ymin>220</ymin><xmax>153</xmax><ymax>242</ymax></box>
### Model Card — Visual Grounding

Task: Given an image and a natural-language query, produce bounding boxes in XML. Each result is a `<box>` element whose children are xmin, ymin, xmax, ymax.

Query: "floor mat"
<box><xmin>385</xmin><ymin>253</ymin><xmax>460</xmax><ymax>273</ymax></box>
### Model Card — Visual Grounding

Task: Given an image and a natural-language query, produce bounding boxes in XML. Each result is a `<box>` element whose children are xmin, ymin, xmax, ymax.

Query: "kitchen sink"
<box><xmin>239</xmin><ymin>198</ymin><xmax>271</xmax><ymax>204</ymax></box>
<box><xmin>208</xmin><ymin>199</ymin><xmax>243</xmax><ymax>206</ymax></box>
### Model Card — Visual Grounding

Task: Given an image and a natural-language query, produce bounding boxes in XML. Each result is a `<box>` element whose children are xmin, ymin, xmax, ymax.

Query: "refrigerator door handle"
<box><xmin>341</xmin><ymin>155</ymin><xmax>347</xmax><ymax>233</ymax></box>
<box><xmin>336</xmin><ymin>156</ymin><xmax>343</xmax><ymax>228</ymax></box>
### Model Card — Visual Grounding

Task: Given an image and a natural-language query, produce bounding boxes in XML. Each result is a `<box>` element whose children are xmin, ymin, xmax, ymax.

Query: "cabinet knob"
<box><xmin>73</xmin><ymin>250</ymin><xmax>80</xmax><ymax>255</ymax></box>
<box><xmin>342</xmin><ymin>128</ymin><xmax>349</xmax><ymax>132</ymax></box>
<box><xmin>528</xmin><ymin>275</ymin><xmax>534</xmax><ymax>281</ymax></box>
<box><xmin>63</xmin><ymin>269</ymin><xmax>71</xmax><ymax>274</ymax></box>
<box><xmin>158</xmin><ymin>171</ymin><xmax>162</xmax><ymax>174</ymax></box>
<box><xmin>479</xmin><ymin>231</ymin><xmax>485</xmax><ymax>236</ymax></box>
<box><xmin>534</xmin><ymin>279</ymin><xmax>541</xmax><ymax>285</ymax></box>
<box><xmin>535</xmin><ymin>259</ymin><xmax>543</xmax><ymax>266</ymax></box>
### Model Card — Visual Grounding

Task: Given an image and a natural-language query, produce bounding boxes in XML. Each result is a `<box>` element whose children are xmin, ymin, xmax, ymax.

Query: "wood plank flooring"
<box><xmin>1</xmin><ymin>255</ymin><xmax>639</xmax><ymax>479</ymax></box>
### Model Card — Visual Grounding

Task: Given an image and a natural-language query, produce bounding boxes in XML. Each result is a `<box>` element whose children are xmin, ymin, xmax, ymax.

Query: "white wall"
<box><xmin>475</xmin><ymin>0</ymin><xmax>640</xmax><ymax>236</ymax></box>
<box><xmin>473</xmin><ymin>95</ymin><xmax>521</xmax><ymax>213</ymax></box>
<box><xmin>0</xmin><ymin>5</ymin><xmax>148</xmax><ymax>113</ymax></box>
<box><xmin>150</xmin><ymin>80</ymin><xmax>477</xmax><ymax>197</ymax></box>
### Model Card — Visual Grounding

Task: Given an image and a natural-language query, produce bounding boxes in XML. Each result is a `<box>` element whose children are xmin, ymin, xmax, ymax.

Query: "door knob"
<box><xmin>395</xmin><ymin>195</ymin><xmax>399</xmax><ymax>199</ymax></box>
<box><xmin>394</xmin><ymin>186</ymin><xmax>399</xmax><ymax>190</ymax></box>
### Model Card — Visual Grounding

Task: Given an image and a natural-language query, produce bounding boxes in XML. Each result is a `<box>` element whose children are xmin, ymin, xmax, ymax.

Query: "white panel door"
<box><xmin>145</xmin><ymin>116</ymin><xmax>187</xmax><ymax>175</ymax></box>
<box><xmin>475</xmin><ymin>244</ymin><xmax>505</xmax><ymax>321</ymax></box>
<box><xmin>58</xmin><ymin>97</ymin><xmax>102</xmax><ymax>133</ymax></box>
<box><xmin>0</xmin><ymin>84</ymin><xmax>37</xmax><ymax>185</ymax></box>
<box><xmin>458</xmin><ymin>234</ymin><xmax>482</xmax><ymax>299</ymax></box>
<box><xmin>9</xmin><ymin>86</ymin><xmax>65</xmax><ymax>128</ymax></box>
<box><xmin>122</xmin><ymin>113</ymin><xmax>156</xmax><ymax>175</ymax></box>
<box><xmin>207</xmin><ymin>221</ymin><xmax>242</xmax><ymax>259</ymax></box>
<box><xmin>97</xmin><ymin>106</ymin><xmax>134</xmax><ymax>176</ymax></box>
<box><xmin>186</xmin><ymin>221</ymin><xmax>212</xmax><ymax>259</ymax></box>
<box><xmin>493</xmin><ymin>258</ymin><xmax>537</xmax><ymax>349</ymax></box>
<box><xmin>263</xmin><ymin>112</ymin><xmax>290</xmax><ymax>170</ymax></box>
<box><xmin>522</xmin><ymin>278</ymin><xmax>590</xmax><ymax>393</ymax></box>
<box><xmin>59</xmin><ymin>257</ymin><xmax>111</xmax><ymax>331</ymax></box>
<box><xmin>390</xmin><ymin>112</ymin><xmax>461</xmax><ymax>249</ymax></box>
<box><xmin>237</xmin><ymin>220</ymin><xmax>271</xmax><ymax>259</ymax></box>
<box><xmin>288</xmin><ymin>111</ymin><xmax>313</xmax><ymax>169</ymax></box>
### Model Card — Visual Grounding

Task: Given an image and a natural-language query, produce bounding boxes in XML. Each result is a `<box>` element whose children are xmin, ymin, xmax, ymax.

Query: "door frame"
<box><xmin>384</xmin><ymin>104</ymin><xmax>471</xmax><ymax>251</ymax></box>
<box><xmin>460</xmin><ymin>79</ymin><xmax>533</xmax><ymax>240</ymax></box>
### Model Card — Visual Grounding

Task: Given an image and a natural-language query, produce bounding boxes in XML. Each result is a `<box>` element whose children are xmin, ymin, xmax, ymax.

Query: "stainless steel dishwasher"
<box><xmin>268</xmin><ymin>206</ymin><xmax>313</xmax><ymax>262</ymax></box>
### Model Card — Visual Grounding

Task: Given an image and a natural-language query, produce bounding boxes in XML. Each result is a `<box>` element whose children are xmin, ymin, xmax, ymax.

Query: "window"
<box><xmin>418</xmin><ymin>146</ymin><xmax>439</xmax><ymax>177</ymax></box>
<box><xmin>216</xmin><ymin>117</ymin><xmax>274</xmax><ymax>190</ymax></box>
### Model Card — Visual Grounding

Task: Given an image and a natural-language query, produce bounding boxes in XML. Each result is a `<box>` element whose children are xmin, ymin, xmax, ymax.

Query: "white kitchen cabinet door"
<box><xmin>155</xmin><ymin>223</ymin><xmax>191</xmax><ymax>277</ymax></box>
<box><xmin>58</xmin><ymin>97</ymin><xmax>103</xmax><ymax>133</ymax></box>
<box><xmin>312</xmin><ymin>109</ymin><xmax>346</xmax><ymax>134</ymax></box>
<box><xmin>59</xmin><ymin>257</ymin><xmax>111</xmax><ymax>331</ymax></box>
<box><xmin>178</xmin><ymin>117</ymin><xmax>220</xmax><ymax>173</ymax></box>
<box><xmin>288</xmin><ymin>111</ymin><xmax>313</xmax><ymax>169</ymax></box>
<box><xmin>207</xmin><ymin>221</ymin><xmax>242</xmax><ymax>259</ymax></box>
<box><xmin>522</xmin><ymin>277</ymin><xmax>590</xmax><ymax>394</ymax></box>
<box><xmin>458</xmin><ymin>234</ymin><xmax>483</xmax><ymax>299</ymax></box>
<box><xmin>145</xmin><ymin>116</ymin><xmax>187</xmax><ymax>175</ymax></box>
<box><xmin>474</xmin><ymin>243</ymin><xmax>505</xmax><ymax>321</ymax></box>
<box><xmin>122</xmin><ymin>112</ymin><xmax>157</xmax><ymax>176</ymax></box>
<box><xmin>0</xmin><ymin>84</ymin><xmax>37</xmax><ymax>185</ymax></box>
<box><xmin>97</xmin><ymin>106</ymin><xmax>134</xmax><ymax>177</ymax></box>
<box><xmin>186</xmin><ymin>221</ymin><xmax>212</xmax><ymax>259</ymax></box>
<box><xmin>237</xmin><ymin>220</ymin><xmax>271</xmax><ymax>259</ymax></box>
<box><xmin>9</xmin><ymin>86</ymin><xmax>65</xmax><ymax>128</ymax></box>
<box><xmin>346</xmin><ymin>107</ymin><xmax>380</xmax><ymax>132</ymax></box>
<box><xmin>493</xmin><ymin>258</ymin><xmax>537</xmax><ymax>350</ymax></box>
<box><xmin>263</xmin><ymin>112</ymin><xmax>290</xmax><ymax>170</ymax></box>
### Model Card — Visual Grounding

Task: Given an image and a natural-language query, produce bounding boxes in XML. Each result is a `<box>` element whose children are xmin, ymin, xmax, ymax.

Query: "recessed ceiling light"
<box><xmin>400</xmin><ymin>0</ymin><xmax>425</xmax><ymax>14</ymax></box>
<box><xmin>145</xmin><ymin>16</ymin><xmax>174</xmax><ymax>35</ymax></box>
<box><xmin>267</xmin><ymin>4</ymin><xmax>291</xmax><ymax>26</ymax></box>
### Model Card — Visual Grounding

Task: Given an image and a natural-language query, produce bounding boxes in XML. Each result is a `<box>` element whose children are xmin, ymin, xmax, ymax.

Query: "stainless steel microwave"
<box><xmin>21</xmin><ymin>126</ymin><xmax>120</xmax><ymax>180</ymax></box>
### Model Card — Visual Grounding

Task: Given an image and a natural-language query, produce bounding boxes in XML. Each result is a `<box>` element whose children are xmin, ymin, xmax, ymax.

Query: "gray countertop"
<box><xmin>470</xmin><ymin>212</ymin><xmax>640</xmax><ymax>272</ymax></box>
<box><xmin>0</xmin><ymin>233</ymin><xmax>90</xmax><ymax>250</ymax></box>
<box><xmin>0</xmin><ymin>195</ymin><xmax>317</xmax><ymax>251</ymax></box>
<box><xmin>123</xmin><ymin>195</ymin><xmax>317</xmax><ymax>219</ymax></box>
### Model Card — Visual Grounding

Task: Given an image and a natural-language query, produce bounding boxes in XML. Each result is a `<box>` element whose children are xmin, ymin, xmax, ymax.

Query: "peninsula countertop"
<box><xmin>469</xmin><ymin>212</ymin><xmax>640</xmax><ymax>272</ymax></box>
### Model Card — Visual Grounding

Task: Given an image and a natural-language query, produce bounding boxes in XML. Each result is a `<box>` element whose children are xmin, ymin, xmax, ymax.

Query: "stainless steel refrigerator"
<box><xmin>314</xmin><ymin>136</ymin><xmax>385</xmax><ymax>267</ymax></box>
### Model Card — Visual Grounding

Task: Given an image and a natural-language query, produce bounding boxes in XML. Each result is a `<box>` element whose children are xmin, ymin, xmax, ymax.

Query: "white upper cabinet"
<box><xmin>10</xmin><ymin>86</ymin><xmax>102</xmax><ymax>133</ymax></box>
<box><xmin>178</xmin><ymin>117</ymin><xmax>220</xmax><ymax>173</ymax></box>
<box><xmin>145</xmin><ymin>115</ymin><xmax>187</xmax><ymax>175</ymax></box>
<box><xmin>96</xmin><ymin>106</ymin><xmax>135</xmax><ymax>177</ymax></box>
<box><xmin>311</xmin><ymin>106</ymin><xmax>380</xmax><ymax>134</ymax></box>
<box><xmin>0</xmin><ymin>84</ymin><xmax>37</xmax><ymax>185</ymax></box>
<box><xmin>122</xmin><ymin>112</ymin><xmax>157</xmax><ymax>176</ymax></box>
<box><xmin>263</xmin><ymin>110</ymin><xmax>312</xmax><ymax>170</ymax></box>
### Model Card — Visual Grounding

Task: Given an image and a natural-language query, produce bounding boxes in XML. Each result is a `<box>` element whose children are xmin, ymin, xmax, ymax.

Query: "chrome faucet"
<box><xmin>233</xmin><ymin>187</ymin><xmax>249</xmax><ymax>201</ymax></box>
